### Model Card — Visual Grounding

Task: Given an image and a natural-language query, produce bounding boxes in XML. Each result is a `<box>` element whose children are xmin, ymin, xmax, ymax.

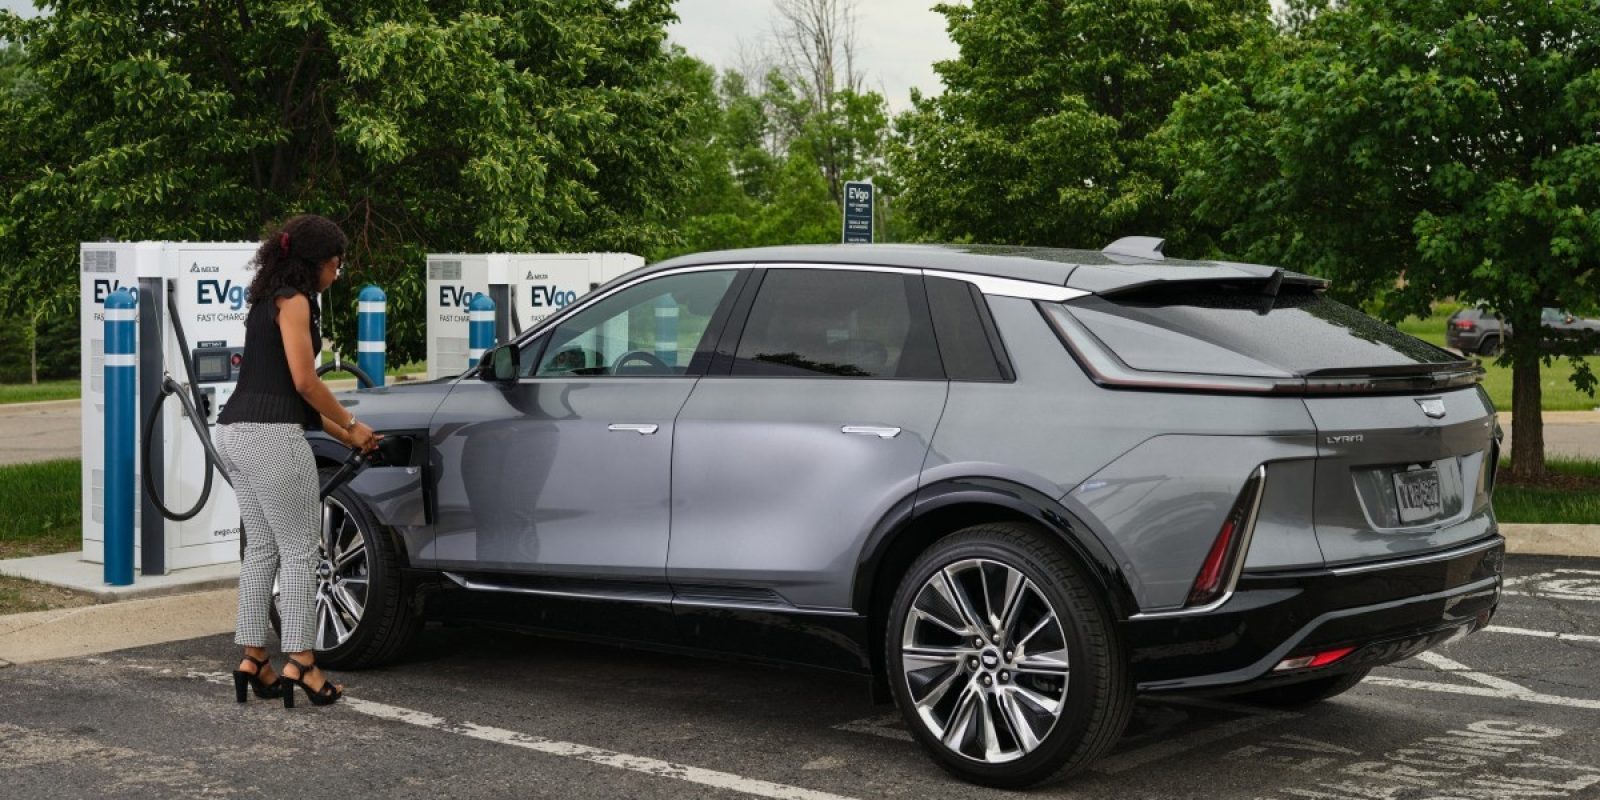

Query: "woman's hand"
<box><xmin>349</xmin><ymin>421</ymin><xmax>382</xmax><ymax>454</ymax></box>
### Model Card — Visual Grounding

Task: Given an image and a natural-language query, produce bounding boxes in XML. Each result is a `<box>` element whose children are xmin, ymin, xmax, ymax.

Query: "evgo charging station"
<box><xmin>80</xmin><ymin>241</ymin><xmax>257</xmax><ymax>575</ymax></box>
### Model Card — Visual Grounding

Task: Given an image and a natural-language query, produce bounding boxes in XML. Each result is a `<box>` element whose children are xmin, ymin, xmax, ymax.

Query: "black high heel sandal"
<box><xmin>281</xmin><ymin>657</ymin><xmax>343</xmax><ymax>708</ymax></box>
<box><xmin>232</xmin><ymin>654</ymin><xmax>284</xmax><ymax>702</ymax></box>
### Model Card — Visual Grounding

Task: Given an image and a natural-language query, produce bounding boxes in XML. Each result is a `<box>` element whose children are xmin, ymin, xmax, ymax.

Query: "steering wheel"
<box><xmin>611</xmin><ymin>350</ymin><xmax>671</xmax><ymax>374</ymax></box>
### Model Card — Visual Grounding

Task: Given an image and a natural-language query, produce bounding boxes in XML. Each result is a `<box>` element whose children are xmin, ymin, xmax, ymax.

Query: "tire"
<box><xmin>885</xmin><ymin>523</ymin><xmax>1134</xmax><ymax>788</ymax></box>
<box><xmin>1233</xmin><ymin>669</ymin><xmax>1370</xmax><ymax>709</ymax></box>
<box><xmin>1478</xmin><ymin>337</ymin><xmax>1501</xmax><ymax>356</ymax></box>
<box><xmin>270</xmin><ymin>467</ymin><xmax>420</xmax><ymax>668</ymax></box>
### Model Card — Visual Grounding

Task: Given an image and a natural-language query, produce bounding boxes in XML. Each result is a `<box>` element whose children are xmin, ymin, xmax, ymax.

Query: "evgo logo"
<box><xmin>197</xmin><ymin>279</ymin><xmax>247</xmax><ymax>311</ymax></box>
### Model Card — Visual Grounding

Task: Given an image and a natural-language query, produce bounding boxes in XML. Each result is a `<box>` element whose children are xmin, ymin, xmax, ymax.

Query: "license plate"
<box><xmin>1393</xmin><ymin>467</ymin><xmax>1442</xmax><ymax>523</ymax></box>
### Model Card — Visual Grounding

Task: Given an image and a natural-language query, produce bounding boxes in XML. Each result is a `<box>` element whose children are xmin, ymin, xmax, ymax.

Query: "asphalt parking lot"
<box><xmin>2</xmin><ymin>554</ymin><xmax>1598</xmax><ymax>799</ymax></box>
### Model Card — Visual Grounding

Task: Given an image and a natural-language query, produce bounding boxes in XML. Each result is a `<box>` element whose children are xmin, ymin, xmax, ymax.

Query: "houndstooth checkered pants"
<box><xmin>214</xmin><ymin>423</ymin><xmax>321</xmax><ymax>653</ymax></box>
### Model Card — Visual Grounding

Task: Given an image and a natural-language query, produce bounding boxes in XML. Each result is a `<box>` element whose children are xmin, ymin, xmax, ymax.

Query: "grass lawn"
<box><xmin>0</xmin><ymin>459</ymin><xmax>81</xmax><ymax>560</ymax></box>
<box><xmin>0</xmin><ymin>379</ymin><xmax>80</xmax><ymax>405</ymax></box>
<box><xmin>1493</xmin><ymin>456</ymin><xmax>1600</xmax><ymax>525</ymax></box>
<box><xmin>1395</xmin><ymin>305</ymin><xmax>1599</xmax><ymax>412</ymax></box>
<box><xmin>0</xmin><ymin>361</ymin><xmax>428</xmax><ymax>404</ymax></box>
<box><xmin>318</xmin><ymin>358</ymin><xmax>428</xmax><ymax>384</ymax></box>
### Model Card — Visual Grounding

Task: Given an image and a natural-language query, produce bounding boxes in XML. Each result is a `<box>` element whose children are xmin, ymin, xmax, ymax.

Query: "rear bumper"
<box><xmin>1124</xmin><ymin>536</ymin><xmax>1503</xmax><ymax>692</ymax></box>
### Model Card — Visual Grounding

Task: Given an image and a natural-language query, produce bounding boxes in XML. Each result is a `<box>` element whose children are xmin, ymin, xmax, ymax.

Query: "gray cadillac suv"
<box><xmin>292</xmin><ymin>240</ymin><xmax>1503</xmax><ymax>788</ymax></box>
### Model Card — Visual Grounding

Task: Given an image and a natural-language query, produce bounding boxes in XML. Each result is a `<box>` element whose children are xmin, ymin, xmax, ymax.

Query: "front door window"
<box><xmin>528</xmin><ymin>270</ymin><xmax>737</xmax><ymax>377</ymax></box>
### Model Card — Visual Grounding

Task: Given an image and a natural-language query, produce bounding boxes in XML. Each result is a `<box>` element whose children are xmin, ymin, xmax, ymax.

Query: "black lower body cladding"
<box><xmin>1123</xmin><ymin>536</ymin><xmax>1503</xmax><ymax>691</ymax></box>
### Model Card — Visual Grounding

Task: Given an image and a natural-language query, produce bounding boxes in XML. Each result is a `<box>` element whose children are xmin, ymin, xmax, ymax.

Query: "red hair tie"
<box><xmin>278</xmin><ymin>232</ymin><xmax>290</xmax><ymax>254</ymax></box>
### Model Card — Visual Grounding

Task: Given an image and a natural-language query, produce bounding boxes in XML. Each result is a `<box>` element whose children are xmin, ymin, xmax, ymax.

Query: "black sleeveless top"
<box><xmin>218</xmin><ymin>288</ymin><xmax>322</xmax><ymax>429</ymax></box>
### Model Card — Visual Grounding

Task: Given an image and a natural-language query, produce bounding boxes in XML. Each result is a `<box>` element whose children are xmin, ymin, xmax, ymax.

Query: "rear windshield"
<box><xmin>1063</xmin><ymin>287</ymin><xmax>1462</xmax><ymax>377</ymax></box>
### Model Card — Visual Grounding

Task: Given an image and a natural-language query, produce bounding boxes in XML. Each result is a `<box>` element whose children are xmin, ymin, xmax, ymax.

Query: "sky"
<box><xmin>666</xmin><ymin>0</ymin><xmax>961</xmax><ymax>112</ymax></box>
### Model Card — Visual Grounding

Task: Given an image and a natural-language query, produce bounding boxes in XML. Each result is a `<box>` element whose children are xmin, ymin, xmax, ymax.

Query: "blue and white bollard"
<box><xmin>103</xmin><ymin>289</ymin><xmax>137</xmax><ymax>586</ymax></box>
<box><xmin>357</xmin><ymin>285</ymin><xmax>386</xmax><ymax>388</ymax></box>
<box><xmin>468</xmin><ymin>293</ymin><xmax>496</xmax><ymax>369</ymax></box>
<box><xmin>654</xmin><ymin>294</ymin><xmax>678</xmax><ymax>368</ymax></box>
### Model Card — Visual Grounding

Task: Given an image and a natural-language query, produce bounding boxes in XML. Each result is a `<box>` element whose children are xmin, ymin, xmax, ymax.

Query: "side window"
<box><xmin>526</xmin><ymin>270</ymin><xmax>737</xmax><ymax>377</ymax></box>
<box><xmin>925</xmin><ymin>276</ymin><xmax>1009</xmax><ymax>381</ymax></box>
<box><xmin>731</xmin><ymin>269</ymin><xmax>943</xmax><ymax>379</ymax></box>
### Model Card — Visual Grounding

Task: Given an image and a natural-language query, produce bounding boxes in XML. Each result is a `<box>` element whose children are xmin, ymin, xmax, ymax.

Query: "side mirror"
<box><xmin>480</xmin><ymin>344</ymin><xmax>519</xmax><ymax>382</ymax></box>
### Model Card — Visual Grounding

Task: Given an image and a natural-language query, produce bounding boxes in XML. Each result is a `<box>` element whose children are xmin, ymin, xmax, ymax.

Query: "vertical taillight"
<box><xmin>1186</xmin><ymin>466</ymin><xmax>1268</xmax><ymax>608</ymax></box>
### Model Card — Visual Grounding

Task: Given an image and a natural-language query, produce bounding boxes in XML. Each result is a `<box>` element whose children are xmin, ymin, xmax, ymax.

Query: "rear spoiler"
<box><xmin>1067</xmin><ymin>262</ymin><xmax>1331</xmax><ymax>296</ymax></box>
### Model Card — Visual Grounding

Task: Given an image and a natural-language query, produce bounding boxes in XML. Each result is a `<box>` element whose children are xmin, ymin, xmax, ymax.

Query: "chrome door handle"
<box><xmin>842</xmin><ymin>425</ymin><xmax>901</xmax><ymax>439</ymax></box>
<box><xmin>608</xmin><ymin>423</ymin><xmax>659</xmax><ymax>435</ymax></box>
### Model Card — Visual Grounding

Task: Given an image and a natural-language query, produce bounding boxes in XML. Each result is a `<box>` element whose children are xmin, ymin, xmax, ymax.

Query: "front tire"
<box><xmin>270</xmin><ymin>467</ymin><xmax>420</xmax><ymax>669</ymax></box>
<box><xmin>885</xmin><ymin>523</ymin><xmax>1133</xmax><ymax>788</ymax></box>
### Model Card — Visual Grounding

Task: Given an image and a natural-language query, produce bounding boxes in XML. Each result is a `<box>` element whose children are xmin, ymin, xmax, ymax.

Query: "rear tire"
<box><xmin>1234</xmin><ymin>669</ymin><xmax>1370</xmax><ymax>709</ymax></box>
<box><xmin>1478</xmin><ymin>337</ymin><xmax>1501</xmax><ymax>356</ymax></box>
<box><xmin>270</xmin><ymin>467</ymin><xmax>421</xmax><ymax>669</ymax></box>
<box><xmin>885</xmin><ymin>523</ymin><xmax>1133</xmax><ymax>788</ymax></box>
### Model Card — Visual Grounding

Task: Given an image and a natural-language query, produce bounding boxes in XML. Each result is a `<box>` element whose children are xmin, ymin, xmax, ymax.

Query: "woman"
<box><xmin>215</xmin><ymin>214</ymin><xmax>379</xmax><ymax>708</ymax></box>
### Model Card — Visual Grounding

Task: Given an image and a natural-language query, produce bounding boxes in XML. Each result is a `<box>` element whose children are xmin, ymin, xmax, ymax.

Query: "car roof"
<box><xmin>643</xmin><ymin>243</ymin><xmax>1327</xmax><ymax>295</ymax></box>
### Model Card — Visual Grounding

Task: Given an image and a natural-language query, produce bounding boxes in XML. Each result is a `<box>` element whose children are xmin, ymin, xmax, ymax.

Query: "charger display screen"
<box><xmin>194</xmin><ymin>353</ymin><xmax>230</xmax><ymax>382</ymax></box>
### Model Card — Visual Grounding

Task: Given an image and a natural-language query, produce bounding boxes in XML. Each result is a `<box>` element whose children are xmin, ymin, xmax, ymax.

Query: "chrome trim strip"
<box><xmin>442</xmin><ymin>572</ymin><xmax>860</xmax><ymax>617</ymax></box>
<box><xmin>497</xmin><ymin>262</ymin><xmax>1092</xmax><ymax>357</ymax></box>
<box><xmin>670</xmin><ymin>597</ymin><xmax>860</xmax><ymax>618</ymax></box>
<box><xmin>1325</xmin><ymin>536</ymin><xmax>1502</xmax><ymax>576</ymax></box>
<box><xmin>1130</xmin><ymin>465</ymin><xmax>1268</xmax><ymax>620</ymax></box>
<box><xmin>925</xmin><ymin>269</ymin><xmax>1089</xmax><ymax>302</ymax></box>
<box><xmin>442</xmin><ymin>572</ymin><xmax>672</xmax><ymax>604</ymax></box>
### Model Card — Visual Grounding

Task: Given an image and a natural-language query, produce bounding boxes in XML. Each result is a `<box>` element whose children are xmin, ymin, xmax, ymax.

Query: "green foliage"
<box><xmin>0</xmin><ymin>459</ymin><xmax>80</xmax><ymax>559</ymax></box>
<box><xmin>891</xmin><ymin>0</ymin><xmax>1273</xmax><ymax>248</ymax></box>
<box><xmin>657</xmin><ymin>63</ymin><xmax>892</xmax><ymax>259</ymax></box>
<box><xmin>0</xmin><ymin>2</ymin><xmax>699</xmax><ymax>364</ymax></box>
<box><xmin>1164</xmin><ymin>0</ymin><xmax>1600</xmax><ymax>471</ymax></box>
<box><xmin>0</xmin><ymin>310</ymin><xmax>78</xmax><ymax>383</ymax></box>
<box><xmin>1493</xmin><ymin>457</ymin><xmax>1600</xmax><ymax>524</ymax></box>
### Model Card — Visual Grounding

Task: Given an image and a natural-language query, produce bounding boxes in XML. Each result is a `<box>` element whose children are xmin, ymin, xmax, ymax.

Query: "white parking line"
<box><xmin>1368</xmin><ymin>652</ymin><xmax>1600</xmax><ymax>711</ymax></box>
<box><xmin>1503</xmin><ymin>570</ymin><xmax>1600</xmax><ymax>603</ymax></box>
<box><xmin>1487</xmin><ymin>625</ymin><xmax>1600</xmax><ymax>645</ymax></box>
<box><xmin>178</xmin><ymin>670</ymin><xmax>859</xmax><ymax>800</ymax></box>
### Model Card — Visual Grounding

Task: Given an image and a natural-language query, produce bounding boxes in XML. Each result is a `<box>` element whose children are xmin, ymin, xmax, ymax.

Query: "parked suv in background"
<box><xmin>290</xmin><ymin>240</ymin><xmax>1503</xmax><ymax>788</ymax></box>
<box><xmin>1446</xmin><ymin>306</ymin><xmax>1600</xmax><ymax>355</ymax></box>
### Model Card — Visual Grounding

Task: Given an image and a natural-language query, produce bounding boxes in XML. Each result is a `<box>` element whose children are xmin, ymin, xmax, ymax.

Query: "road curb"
<box><xmin>0</xmin><ymin>551</ymin><xmax>239</xmax><ymax>604</ymax></box>
<box><xmin>1501</xmin><ymin>523</ymin><xmax>1600</xmax><ymax>559</ymax></box>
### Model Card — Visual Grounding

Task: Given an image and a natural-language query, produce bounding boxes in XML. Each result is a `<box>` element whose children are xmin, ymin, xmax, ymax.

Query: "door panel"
<box><xmin>669</xmin><ymin>267</ymin><xmax>949</xmax><ymax>610</ymax></box>
<box><xmin>422</xmin><ymin>268</ymin><xmax>742</xmax><ymax>579</ymax></box>
<box><xmin>426</xmin><ymin>378</ymin><xmax>695</xmax><ymax>577</ymax></box>
<box><xmin>669</xmin><ymin>379</ymin><xmax>947</xmax><ymax>608</ymax></box>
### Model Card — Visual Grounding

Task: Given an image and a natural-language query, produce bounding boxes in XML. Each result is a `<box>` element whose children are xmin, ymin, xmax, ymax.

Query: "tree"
<box><xmin>1165</xmin><ymin>0</ymin><xmax>1600</xmax><ymax>479</ymax></box>
<box><xmin>654</xmin><ymin>63</ymin><xmax>846</xmax><ymax>259</ymax></box>
<box><xmin>769</xmin><ymin>0</ymin><xmax>870</xmax><ymax>206</ymax></box>
<box><xmin>891</xmin><ymin>0</ymin><xmax>1272</xmax><ymax>249</ymax></box>
<box><xmin>0</xmin><ymin>1</ymin><xmax>699</xmax><ymax>364</ymax></box>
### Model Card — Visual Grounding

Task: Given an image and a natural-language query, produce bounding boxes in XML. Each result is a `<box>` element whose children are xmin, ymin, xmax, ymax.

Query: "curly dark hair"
<box><xmin>247</xmin><ymin>214</ymin><xmax>349</xmax><ymax>305</ymax></box>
